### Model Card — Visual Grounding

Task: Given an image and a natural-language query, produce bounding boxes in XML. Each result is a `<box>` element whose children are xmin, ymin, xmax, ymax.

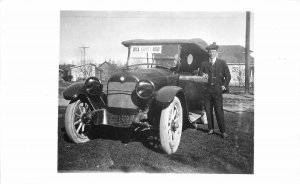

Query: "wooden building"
<box><xmin>218</xmin><ymin>45</ymin><xmax>254</xmax><ymax>87</ymax></box>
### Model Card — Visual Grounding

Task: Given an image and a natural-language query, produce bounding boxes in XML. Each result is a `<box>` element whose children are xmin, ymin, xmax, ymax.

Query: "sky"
<box><xmin>60</xmin><ymin>11</ymin><xmax>254</xmax><ymax>65</ymax></box>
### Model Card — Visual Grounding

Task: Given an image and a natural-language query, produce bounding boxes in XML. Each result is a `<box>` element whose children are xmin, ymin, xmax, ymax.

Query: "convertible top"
<box><xmin>122</xmin><ymin>38</ymin><xmax>208</xmax><ymax>52</ymax></box>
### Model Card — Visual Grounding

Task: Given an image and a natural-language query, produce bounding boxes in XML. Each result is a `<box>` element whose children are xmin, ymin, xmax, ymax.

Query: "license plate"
<box><xmin>110</xmin><ymin>115</ymin><xmax>132</xmax><ymax>124</ymax></box>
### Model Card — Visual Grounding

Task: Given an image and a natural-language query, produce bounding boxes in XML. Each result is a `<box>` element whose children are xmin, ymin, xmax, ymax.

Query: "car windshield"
<box><xmin>127</xmin><ymin>44</ymin><xmax>180</xmax><ymax>68</ymax></box>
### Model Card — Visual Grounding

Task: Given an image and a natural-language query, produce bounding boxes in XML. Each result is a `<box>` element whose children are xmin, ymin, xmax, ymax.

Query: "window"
<box><xmin>187</xmin><ymin>54</ymin><xmax>193</xmax><ymax>65</ymax></box>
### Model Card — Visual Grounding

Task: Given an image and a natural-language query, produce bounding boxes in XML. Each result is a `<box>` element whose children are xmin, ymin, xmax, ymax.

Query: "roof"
<box><xmin>218</xmin><ymin>45</ymin><xmax>254</xmax><ymax>65</ymax></box>
<box><xmin>98</xmin><ymin>61</ymin><xmax>112</xmax><ymax>68</ymax></box>
<box><xmin>59</xmin><ymin>64</ymin><xmax>76</xmax><ymax>70</ymax></box>
<box><xmin>70</xmin><ymin>63</ymin><xmax>98</xmax><ymax>69</ymax></box>
<box><xmin>122</xmin><ymin>38</ymin><xmax>208</xmax><ymax>51</ymax></box>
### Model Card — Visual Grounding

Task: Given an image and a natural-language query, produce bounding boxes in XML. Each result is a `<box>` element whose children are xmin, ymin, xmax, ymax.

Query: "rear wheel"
<box><xmin>159</xmin><ymin>96</ymin><xmax>183</xmax><ymax>154</ymax></box>
<box><xmin>64</xmin><ymin>100</ymin><xmax>92</xmax><ymax>143</ymax></box>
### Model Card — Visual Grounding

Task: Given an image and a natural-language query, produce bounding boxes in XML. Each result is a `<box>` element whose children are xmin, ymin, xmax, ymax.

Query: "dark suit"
<box><xmin>200</xmin><ymin>58</ymin><xmax>231</xmax><ymax>133</ymax></box>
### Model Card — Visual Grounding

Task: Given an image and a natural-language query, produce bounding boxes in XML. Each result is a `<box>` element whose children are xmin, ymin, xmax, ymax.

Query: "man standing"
<box><xmin>201</xmin><ymin>42</ymin><xmax>231</xmax><ymax>139</ymax></box>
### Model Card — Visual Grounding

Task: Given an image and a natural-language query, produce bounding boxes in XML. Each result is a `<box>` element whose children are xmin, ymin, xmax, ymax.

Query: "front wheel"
<box><xmin>159</xmin><ymin>96</ymin><xmax>183</xmax><ymax>154</ymax></box>
<box><xmin>64</xmin><ymin>100</ymin><xmax>92</xmax><ymax>143</ymax></box>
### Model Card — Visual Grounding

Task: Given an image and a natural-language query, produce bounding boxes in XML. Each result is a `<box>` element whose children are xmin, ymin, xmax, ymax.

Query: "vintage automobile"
<box><xmin>63</xmin><ymin>38</ymin><xmax>209</xmax><ymax>154</ymax></box>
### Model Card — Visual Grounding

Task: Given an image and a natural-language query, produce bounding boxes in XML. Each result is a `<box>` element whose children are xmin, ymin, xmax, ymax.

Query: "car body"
<box><xmin>63</xmin><ymin>38</ymin><xmax>209</xmax><ymax>154</ymax></box>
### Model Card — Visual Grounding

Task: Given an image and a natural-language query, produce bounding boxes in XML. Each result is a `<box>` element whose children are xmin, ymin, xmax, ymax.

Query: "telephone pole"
<box><xmin>79</xmin><ymin>46</ymin><xmax>89</xmax><ymax>65</ymax></box>
<box><xmin>245</xmin><ymin>11</ymin><xmax>251</xmax><ymax>94</ymax></box>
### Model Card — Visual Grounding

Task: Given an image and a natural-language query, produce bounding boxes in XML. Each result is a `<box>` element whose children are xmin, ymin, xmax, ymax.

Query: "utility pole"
<box><xmin>79</xmin><ymin>46</ymin><xmax>89</xmax><ymax>79</ymax></box>
<box><xmin>245</xmin><ymin>11</ymin><xmax>251</xmax><ymax>94</ymax></box>
<box><xmin>79</xmin><ymin>46</ymin><xmax>89</xmax><ymax>65</ymax></box>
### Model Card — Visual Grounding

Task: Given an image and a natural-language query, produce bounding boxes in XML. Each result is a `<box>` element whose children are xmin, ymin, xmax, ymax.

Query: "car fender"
<box><xmin>155</xmin><ymin>86</ymin><xmax>189</xmax><ymax>125</ymax></box>
<box><xmin>155</xmin><ymin>86</ymin><xmax>183</xmax><ymax>107</ymax></box>
<box><xmin>63</xmin><ymin>82</ymin><xmax>85</xmax><ymax>101</ymax></box>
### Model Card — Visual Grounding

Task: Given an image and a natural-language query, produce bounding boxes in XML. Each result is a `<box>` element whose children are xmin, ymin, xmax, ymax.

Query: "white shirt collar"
<box><xmin>210</xmin><ymin>58</ymin><xmax>216</xmax><ymax>65</ymax></box>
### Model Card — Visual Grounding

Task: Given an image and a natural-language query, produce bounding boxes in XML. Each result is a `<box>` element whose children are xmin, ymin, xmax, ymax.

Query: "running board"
<box><xmin>188</xmin><ymin>110</ymin><xmax>208</xmax><ymax>125</ymax></box>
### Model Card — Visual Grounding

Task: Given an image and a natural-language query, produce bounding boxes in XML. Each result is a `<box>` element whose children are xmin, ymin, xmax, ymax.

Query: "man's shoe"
<box><xmin>208</xmin><ymin>129</ymin><xmax>214</xmax><ymax>134</ymax></box>
<box><xmin>221</xmin><ymin>132</ymin><xmax>229</xmax><ymax>139</ymax></box>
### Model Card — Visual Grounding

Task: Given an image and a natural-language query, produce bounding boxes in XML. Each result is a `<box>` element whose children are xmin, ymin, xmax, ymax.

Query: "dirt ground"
<box><xmin>58</xmin><ymin>90</ymin><xmax>254</xmax><ymax>173</ymax></box>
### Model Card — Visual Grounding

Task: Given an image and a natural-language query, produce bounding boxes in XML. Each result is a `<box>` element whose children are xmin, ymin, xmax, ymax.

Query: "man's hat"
<box><xmin>206</xmin><ymin>42</ymin><xmax>219</xmax><ymax>51</ymax></box>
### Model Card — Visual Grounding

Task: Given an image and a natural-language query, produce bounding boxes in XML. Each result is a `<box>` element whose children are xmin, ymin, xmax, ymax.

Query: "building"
<box><xmin>218</xmin><ymin>45</ymin><xmax>254</xmax><ymax>87</ymax></box>
<box><xmin>59</xmin><ymin>64</ymin><xmax>76</xmax><ymax>81</ymax></box>
<box><xmin>70</xmin><ymin>63</ymin><xmax>102</xmax><ymax>82</ymax></box>
<box><xmin>59</xmin><ymin>69</ymin><xmax>64</xmax><ymax>82</ymax></box>
<box><xmin>98</xmin><ymin>61</ymin><xmax>117</xmax><ymax>82</ymax></box>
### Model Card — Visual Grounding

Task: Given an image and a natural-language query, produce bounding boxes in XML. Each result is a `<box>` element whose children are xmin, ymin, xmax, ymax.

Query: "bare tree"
<box><xmin>79</xmin><ymin>64</ymin><xmax>94</xmax><ymax>80</ymax></box>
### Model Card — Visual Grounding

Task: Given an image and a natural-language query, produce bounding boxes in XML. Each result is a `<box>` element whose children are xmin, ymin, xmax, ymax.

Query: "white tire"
<box><xmin>159</xmin><ymin>96</ymin><xmax>183</xmax><ymax>154</ymax></box>
<box><xmin>65</xmin><ymin>100</ymin><xmax>90</xmax><ymax>143</ymax></box>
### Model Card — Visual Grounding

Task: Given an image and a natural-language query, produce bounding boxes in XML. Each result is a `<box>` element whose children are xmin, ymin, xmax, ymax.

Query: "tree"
<box><xmin>63</xmin><ymin>75</ymin><xmax>73</xmax><ymax>81</ymax></box>
<box><xmin>78</xmin><ymin>64</ymin><xmax>93</xmax><ymax>80</ymax></box>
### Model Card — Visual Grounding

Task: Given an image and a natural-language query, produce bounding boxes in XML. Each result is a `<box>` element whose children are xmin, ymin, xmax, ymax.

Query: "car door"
<box><xmin>178</xmin><ymin>51</ymin><xmax>207</xmax><ymax>111</ymax></box>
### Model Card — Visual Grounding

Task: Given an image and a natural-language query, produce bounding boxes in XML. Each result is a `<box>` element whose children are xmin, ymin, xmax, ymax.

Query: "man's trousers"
<box><xmin>204</xmin><ymin>86</ymin><xmax>225</xmax><ymax>133</ymax></box>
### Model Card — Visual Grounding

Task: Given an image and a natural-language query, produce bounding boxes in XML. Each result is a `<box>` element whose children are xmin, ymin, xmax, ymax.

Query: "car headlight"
<box><xmin>135</xmin><ymin>80</ymin><xmax>155</xmax><ymax>99</ymax></box>
<box><xmin>85</xmin><ymin>77</ymin><xmax>103</xmax><ymax>96</ymax></box>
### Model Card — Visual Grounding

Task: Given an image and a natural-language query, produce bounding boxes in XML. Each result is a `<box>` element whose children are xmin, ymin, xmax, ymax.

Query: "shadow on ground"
<box><xmin>59</xmin><ymin>108</ymin><xmax>164</xmax><ymax>154</ymax></box>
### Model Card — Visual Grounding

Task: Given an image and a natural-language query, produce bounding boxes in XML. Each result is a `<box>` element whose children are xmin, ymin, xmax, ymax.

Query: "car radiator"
<box><xmin>107</xmin><ymin>81</ymin><xmax>138</xmax><ymax>110</ymax></box>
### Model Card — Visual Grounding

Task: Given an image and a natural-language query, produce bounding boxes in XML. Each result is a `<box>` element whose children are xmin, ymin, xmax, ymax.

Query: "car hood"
<box><xmin>108</xmin><ymin>68</ymin><xmax>177</xmax><ymax>90</ymax></box>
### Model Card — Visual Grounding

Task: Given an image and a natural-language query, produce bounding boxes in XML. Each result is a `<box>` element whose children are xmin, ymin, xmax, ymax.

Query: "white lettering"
<box><xmin>131</xmin><ymin>45</ymin><xmax>162</xmax><ymax>54</ymax></box>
